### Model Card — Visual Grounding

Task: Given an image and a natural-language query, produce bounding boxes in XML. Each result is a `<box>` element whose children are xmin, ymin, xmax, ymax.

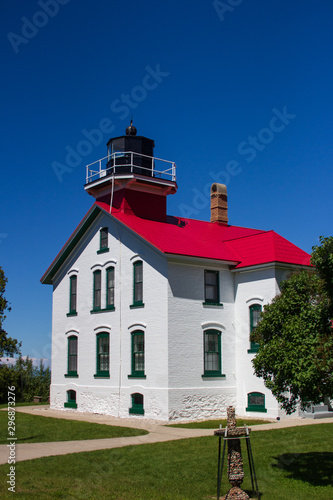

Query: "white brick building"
<box><xmin>41</xmin><ymin>123</ymin><xmax>311</xmax><ymax>421</ymax></box>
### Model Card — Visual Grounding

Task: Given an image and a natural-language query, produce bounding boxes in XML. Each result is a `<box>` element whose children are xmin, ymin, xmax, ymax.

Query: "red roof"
<box><xmin>41</xmin><ymin>201</ymin><xmax>311</xmax><ymax>284</ymax></box>
<box><xmin>96</xmin><ymin>201</ymin><xmax>311</xmax><ymax>269</ymax></box>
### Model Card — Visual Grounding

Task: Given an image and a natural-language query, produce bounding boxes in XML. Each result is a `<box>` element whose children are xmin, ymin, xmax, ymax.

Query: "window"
<box><xmin>203</xmin><ymin>329</ymin><xmax>224</xmax><ymax>377</ymax></box>
<box><xmin>65</xmin><ymin>336</ymin><xmax>78</xmax><ymax>377</ymax></box>
<box><xmin>95</xmin><ymin>332</ymin><xmax>110</xmax><ymax>378</ymax></box>
<box><xmin>204</xmin><ymin>270</ymin><xmax>221</xmax><ymax>305</ymax></box>
<box><xmin>131</xmin><ymin>261</ymin><xmax>144</xmax><ymax>308</ymax></box>
<box><xmin>97</xmin><ymin>227</ymin><xmax>109</xmax><ymax>254</ymax></box>
<box><xmin>129</xmin><ymin>393</ymin><xmax>144</xmax><ymax>415</ymax></box>
<box><xmin>246</xmin><ymin>392</ymin><xmax>267</xmax><ymax>413</ymax></box>
<box><xmin>129</xmin><ymin>331</ymin><xmax>145</xmax><ymax>378</ymax></box>
<box><xmin>68</xmin><ymin>275</ymin><xmax>77</xmax><ymax>316</ymax></box>
<box><xmin>248</xmin><ymin>304</ymin><xmax>262</xmax><ymax>353</ymax></box>
<box><xmin>93</xmin><ymin>270</ymin><xmax>102</xmax><ymax>311</ymax></box>
<box><xmin>64</xmin><ymin>389</ymin><xmax>77</xmax><ymax>409</ymax></box>
<box><xmin>106</xmin><ymin>267</ymin><xmax>115</xmax><ymax>310</ymax></box>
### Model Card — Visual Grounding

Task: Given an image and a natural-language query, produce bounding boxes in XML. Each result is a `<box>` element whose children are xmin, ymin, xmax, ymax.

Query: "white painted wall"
<box><xmin>49</xmin><ymin>210</ymin><xmax>301</xmax><ymax>422</ymax></box>
<box><xmin>167</xmin><ymin>260</ymin><xmax>237</xmax><ymax>420</ymax></box>
<box><xmin>234</xmin><ymin>267</ymin><xmax>281</xmax><ymax>419</ymax></box>
<box><xmin>50</xmin><ymin>212</ymin><xmax>170</xmax><ymax>420</ymax></box>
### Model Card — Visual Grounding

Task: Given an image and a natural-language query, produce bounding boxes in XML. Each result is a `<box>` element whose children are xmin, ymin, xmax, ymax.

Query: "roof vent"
<box><xmin>210</xmin><ymin>183</ymin><xmax>228</xmax><ymax>224</ymax></box>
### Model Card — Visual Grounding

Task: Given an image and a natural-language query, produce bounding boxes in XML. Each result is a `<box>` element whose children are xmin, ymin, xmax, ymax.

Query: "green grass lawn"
<box><xmin>0</xmin><ymin>423</ymin><xmax>332</xmax><ymax>499</ymax></box>
<box><xmin>167</xmin><ymin>418</ymin><xmax>270</xmax><ymax>429</ymax></box>
<box><xmin>0</xmin><ymin>411</ymin><xmax>147</xmax><ymax>444</ymax></box>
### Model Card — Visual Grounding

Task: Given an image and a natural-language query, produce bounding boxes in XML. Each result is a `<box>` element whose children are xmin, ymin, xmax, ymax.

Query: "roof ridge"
<box><xmin>222</xmin><ymin>229</ymin><xmax>270</xmax><ymax>243</ymax></box>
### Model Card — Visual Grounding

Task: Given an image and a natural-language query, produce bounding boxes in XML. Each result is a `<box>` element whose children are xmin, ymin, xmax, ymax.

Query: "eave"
<box><xmin>40</xmin><ymin>205</ymin><xmax>101</xmax><ymax>285</ymax></box>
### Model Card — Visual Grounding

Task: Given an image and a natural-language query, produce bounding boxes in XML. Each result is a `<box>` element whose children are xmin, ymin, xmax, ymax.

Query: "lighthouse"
<box><xmin>84</xmin><ymin>121</ymin><xmax>177</xmax><ymax>221</ymax></box>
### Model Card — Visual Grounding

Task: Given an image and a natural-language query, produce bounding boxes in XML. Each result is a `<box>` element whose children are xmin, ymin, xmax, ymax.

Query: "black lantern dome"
<box><xmin>106</xmin><ymin>122</ymin><xmax>155</xmax><ymax>176</ymax></box>
<box><xmin>125</xmin><ymin>120</ymin><xmax>137</xmax><ymax>136</ymax></box>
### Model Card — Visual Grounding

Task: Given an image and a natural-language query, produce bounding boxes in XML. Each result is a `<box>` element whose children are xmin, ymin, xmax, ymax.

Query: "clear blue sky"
<box><xmin>1</xmin><ymin>0</ymin><xmax>332</xmax><ymax>361</ymax></box>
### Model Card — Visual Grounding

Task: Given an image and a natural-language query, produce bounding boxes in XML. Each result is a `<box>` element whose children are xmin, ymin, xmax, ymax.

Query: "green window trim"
<box><xmin>129</xmin><ymin>393</ymin><xmax>144</xmax><ymax>415</ymax></box>
<box><xmin>66</xmin><ymin>312</ymin><xmax>78</xmax><ymax>317</ymax></box>
<box><xmin>247</xmin><ymin>346</ymin><xmax>259</xmax><ymax>354</ymax></box>
<box><xmin>202</xmin><ymin>373</ymin><xmax>226</xmax><ymax>379</ymax></box>
<box><xmin>93</xmin><ymin>270</ymin><xmax>102</xmax><ymax>311</ymax></box>
<box><xmin>204</xmin><ymin>270</ymin><xmax>220</xmax><ymax>305</ymax></box>
<box><xmin>69</xmin><ymin>275</ymin><xmax>77</xmax><ymax>315</ymax></box>
<box><xmin>202</xmin><ymin>302</ymin><xmax>223</xmax><ymax>307</ymax></box>
<box><xmin>97</xmin><ymin>248</ymin><xmax>109</xmax><ymax>254</ymax></box>
<box><xmin>66</xmin><ymin>336</ymin><xmax>78</xmax><ymax>377</ymax></box>
<box><xmin>203</xmin><ymin>329</ymin><xmax>222</xmax><ymax>377</ymax></box>
<box><xmin>99</xmin><ymin>227</ymin><xmax>109</xmax><ymax>253</ymax></box>
<box><xmin>248</xmin><ymin>304</ymin><xmax>262</xmax><ymax>353</ymax></box>
<box><xmin>129</xmin><ymin>331</ymin><xmax>145</xmax><ymax>378</ymax></box>
<box><xmin>246</xmin><ymin>392</ymin><xmax>267</xmax><ymax>413</ymax></box>
<box><xmin>64</xmin><ymin>390</ymin><xmax>77</xmax><ymax>409</ymax></box>
<box><xmin>90</xmin><ymin>306</ymin><xmax>115</xmax><ymax>314</ymax></box>
<box><xmin>132</xmin><ymin>261</ymin><xmax>143</xmax><ymax>307</ymax></box>
<box><xmin>95</xmin><ymin>332</ymin><xmax>110</xmax><ymax>377</ymax></box>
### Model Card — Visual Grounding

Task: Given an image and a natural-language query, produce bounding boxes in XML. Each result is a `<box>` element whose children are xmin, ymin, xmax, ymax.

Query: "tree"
<box><xmin>0</xmin><ymin>357</ymin><xmax>51</xmax><ymax>404</ymax></box>
<box><xmin>252</xmin><ymin>236</ymin><xmax>333</xmax><ymax>414</ymax></box>
<box><xmin>311</xmin><ymin>236</ymin><xmax>333</xmax><ymax>315</ymax></box>
<box><xmin>0</xmin><ymin>266</ymin><xmax>21</xmax><ymax>357</ymax></box>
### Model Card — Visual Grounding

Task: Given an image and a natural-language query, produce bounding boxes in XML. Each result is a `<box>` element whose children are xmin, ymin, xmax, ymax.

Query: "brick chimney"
<box><xmin>210</xmin><ymin>183</ymin><xmax>228</xmax><ymax>224</ymax></box>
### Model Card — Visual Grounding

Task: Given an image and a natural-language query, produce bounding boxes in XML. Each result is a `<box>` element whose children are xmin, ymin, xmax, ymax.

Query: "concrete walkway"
<box><xmin>1</xmin><ymin>406</ymin><xmax>332</xmax><ymax>464</ymax></box>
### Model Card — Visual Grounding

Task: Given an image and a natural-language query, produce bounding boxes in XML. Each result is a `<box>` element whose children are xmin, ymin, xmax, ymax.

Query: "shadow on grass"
<box><xmin>272</xmin><ymin>452</ymin><xmax>333</xmax><ymax>486</ymax></box>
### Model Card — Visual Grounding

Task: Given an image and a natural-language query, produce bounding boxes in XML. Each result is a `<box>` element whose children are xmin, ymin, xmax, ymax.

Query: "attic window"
<box><xmin>97</xmin><ymin>227</ymin><xmax>109</xmax><ymax>254</ymax></box>
<box><xmin>203</xmin><ymin>270</ymin><xmax>222</xmax><ymax>306</ymax></box>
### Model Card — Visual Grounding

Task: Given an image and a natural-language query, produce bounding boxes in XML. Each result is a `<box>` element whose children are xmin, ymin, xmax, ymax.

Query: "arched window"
<box><xmin>129</xmin><ymin>393</ymin><xmax>144</xmax><ymax>415</ymax></box>
<box><xmin>68</xmin><ymin>275</ymin><xmax>77</xmax><ymax>316</ymax></box>
<box><xmin>106</xmin><ymin>267</ymin><xmax>115</xmax><ymax>309</ymax></box>
<box><xmin>65</xmin><ymin>335</ymin><xmax>78</xmax><ymax>377</ymax></box>
<box><xmin>128</xmin><ymin>330</ymin><xmax>145</xmax><ymax>378</ymax></box>
<box><xmin>203</xmin><ymin>329</ymin><xmax>223</xmax><ymax>377</ymax></box>
<box><xmin>95</xmin><ymin>332</ymin><xmax>110</xmax><ymax>378</ymax></box>
<box><xmin>93</xmin><ymin>270</ymin><xmax>102</xmax><ymax>311</ymax></box>
<box><xmin>248</xmin><ymin>304</ymin><xmax>262</xmax><ymax>353</ymax></box>
<box><xmin>64</xmin><ymin>389</ymin><xmax>77</xmax><ymax>409</ymax></box>
<box><xmin>246</xmin><ymin>392</ymin><xmax>267</xmax><ymax>413</ymax></box>
<box><xmin>131</xmin><ymin>261</ymin><xmax>144</xmax><ymax>308</ymax></box>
